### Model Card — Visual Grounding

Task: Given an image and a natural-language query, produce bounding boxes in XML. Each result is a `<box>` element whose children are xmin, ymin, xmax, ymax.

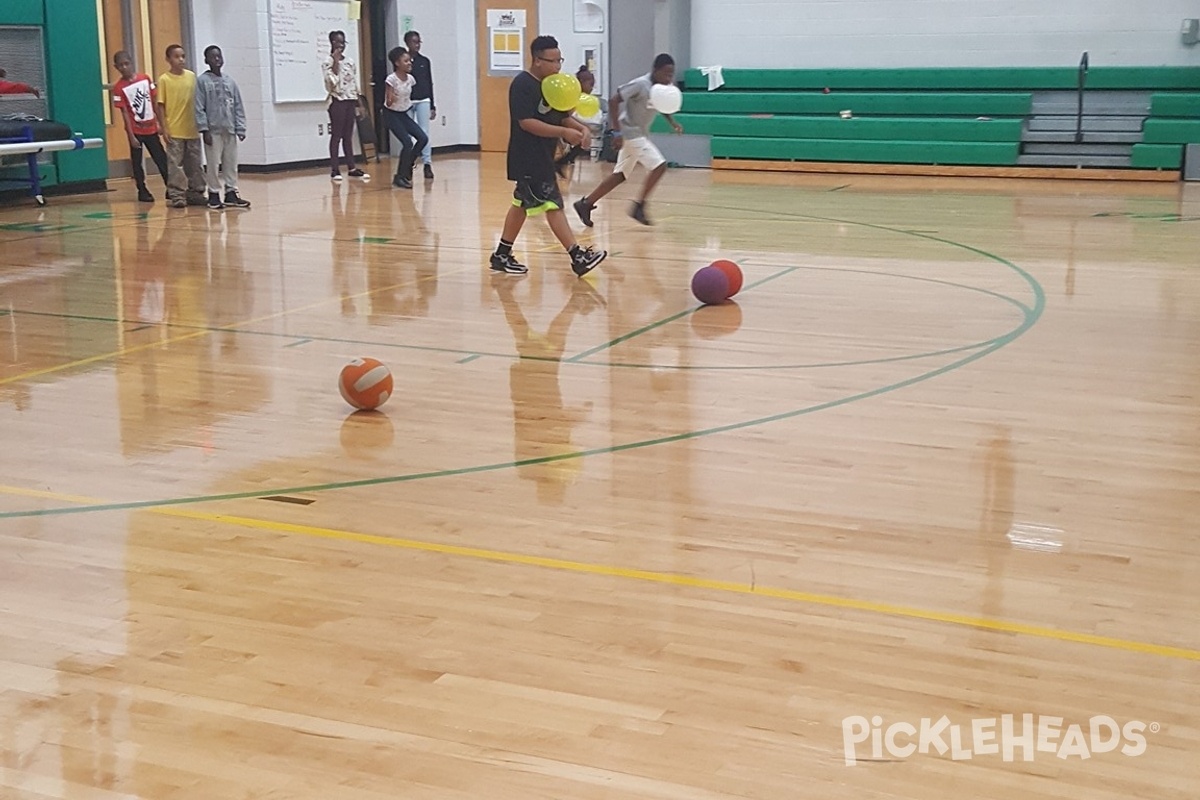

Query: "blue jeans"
<box><xmin>407</xmin><ymin>99</ymin><xmax>433</xmax><ymax>165</ymax></box>
<box><xmin>383</xmin><ymin>108</ymin><xmax>429</xmax><ymax>178</ymax></box>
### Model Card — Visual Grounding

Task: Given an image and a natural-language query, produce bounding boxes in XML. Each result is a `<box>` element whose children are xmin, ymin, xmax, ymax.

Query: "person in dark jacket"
<box><xmin>403</xmin><ymin>30</ymin><xmax>436</xmax><ymax>180</ymax></box>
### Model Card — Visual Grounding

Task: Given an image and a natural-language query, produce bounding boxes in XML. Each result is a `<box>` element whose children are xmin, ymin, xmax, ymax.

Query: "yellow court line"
<box><xmin>2</xmin><ymin>483</ymin><xmax>1197</xmax><ymax>662</ymax></box>
<box><xmin>0</xmin><ymin>263</ymin><xmax>473</xmax><ymax>387</ymax></box>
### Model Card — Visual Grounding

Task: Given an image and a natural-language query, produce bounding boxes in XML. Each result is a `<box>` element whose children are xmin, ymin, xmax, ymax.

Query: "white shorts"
<box><xmin>615</xmin><ymin>136</ymin><xmax>665</xmax><ymax>176</ymax></box>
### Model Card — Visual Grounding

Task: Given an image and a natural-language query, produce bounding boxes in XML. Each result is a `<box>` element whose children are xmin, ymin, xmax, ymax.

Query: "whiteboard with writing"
<box><xmin>268</xmin><ymin>0</ymin><xmax>362</xmax><ymax>103</ymax></box>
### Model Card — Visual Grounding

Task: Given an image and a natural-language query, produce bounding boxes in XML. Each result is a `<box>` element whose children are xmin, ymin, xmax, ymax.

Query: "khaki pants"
<box><xmin>165</xmin><ymin>137</ymin><xmax>206</xmax><ymax>204</ymax></box>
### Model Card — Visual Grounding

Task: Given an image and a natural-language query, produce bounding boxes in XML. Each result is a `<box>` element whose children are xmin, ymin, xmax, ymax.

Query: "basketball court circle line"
<box><xmin>0</xmin><ymin>219</ymin><xmax>1044</xmax><ymax>520</ymax></box>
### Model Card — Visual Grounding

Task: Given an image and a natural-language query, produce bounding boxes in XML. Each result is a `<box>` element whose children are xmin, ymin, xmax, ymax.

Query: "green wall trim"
<box><xmin>684</xmin><ymin>67</ymin><xmax>1200</xmax><ymax>92</ymax></box>
<box><xmin>45</xmin><ymin>0</ymin><xmax>108</xmax><ymax>184</ymax></box>
<box><xmin>0</xmin><ymin>0</ymin><xmax>44</xmax><ymax>25</ymax></box>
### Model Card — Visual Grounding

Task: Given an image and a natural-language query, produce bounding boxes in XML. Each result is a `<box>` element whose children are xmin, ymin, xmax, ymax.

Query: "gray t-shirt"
<box><xmin>617</xmin><ymin>73</ymin><xmax>655</xmax><ymax>140</ymax></box>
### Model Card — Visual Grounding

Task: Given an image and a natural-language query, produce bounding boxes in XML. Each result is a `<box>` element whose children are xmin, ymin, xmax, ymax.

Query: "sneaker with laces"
<box><xmin>207</xmin><ymin>192</ymin><xmax>225</xmax><ymax>210</ymax></box>
<box><xmin>570</xmin><ymin>245</ymin><xmax>607</xmax><ymax>277</ymax></box>
<box><xmin>348</xmin><ymin>168</ymin><xmax>369</xmax><ymax>180</ymax></box>
<box><xmin>331</xmin><ymin>171</ymin><xmax>343</xmax><ymax>181</ymax></box>
<box><xmin>489</xmin><ymin>252</ymin><xmax>528</xmax><ymax>275</ymax></box>
<box><xmin>573</xmin><ymin>197</ymin><xmax>595</xmax><ymax>227</ymax></box>
<box><xmin>224</xmin><ymin>192</ymin><xmax>251</xmax><ymax>209</ymax></box>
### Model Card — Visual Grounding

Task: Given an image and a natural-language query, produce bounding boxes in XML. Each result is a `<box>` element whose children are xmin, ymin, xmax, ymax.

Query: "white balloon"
<box><xmin>649</xmin><ymin>83</ymin><xmax>683</xmax><ymax>115</ymax></box>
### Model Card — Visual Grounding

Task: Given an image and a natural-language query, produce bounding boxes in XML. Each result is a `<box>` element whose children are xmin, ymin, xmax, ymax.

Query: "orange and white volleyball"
<box><xmin>338</xmin><ymin>357</ymin><xmax>394</xmax><ymax>410</ymax></box>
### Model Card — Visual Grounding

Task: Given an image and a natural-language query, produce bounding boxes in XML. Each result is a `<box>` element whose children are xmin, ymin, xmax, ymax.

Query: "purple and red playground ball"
<box><xmin>691</xmin><ymin>259</ymin><xmax>744</xmax><ymax>305</ymax></box>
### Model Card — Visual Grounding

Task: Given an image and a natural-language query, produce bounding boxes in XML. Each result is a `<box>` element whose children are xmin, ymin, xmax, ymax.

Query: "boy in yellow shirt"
<box><xmin>156</xmin><ymin>44</ymin><xmax>206</xmax><ymax>208</ymax></box>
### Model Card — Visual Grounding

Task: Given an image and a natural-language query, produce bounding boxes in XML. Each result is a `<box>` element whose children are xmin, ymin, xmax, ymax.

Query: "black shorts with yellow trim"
<box><xmin>512</xmin><ymin>179</ymin><xmax>564</xmax><ymax>216</ymax></box>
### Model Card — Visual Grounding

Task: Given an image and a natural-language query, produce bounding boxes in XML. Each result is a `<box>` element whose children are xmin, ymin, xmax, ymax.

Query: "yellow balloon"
<box><xmin>576</xmin><ymin>92</ymin><xmax>601</xmax><ymax>118</ymax></box>
<box><xmin>542</xmin><ymin>73</ymin><xmax>581</xmax><ymax>112</ymax></box>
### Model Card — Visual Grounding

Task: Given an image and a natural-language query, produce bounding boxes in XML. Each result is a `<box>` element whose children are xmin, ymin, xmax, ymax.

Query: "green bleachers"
<box><xmin>1131</xmin><ymin>144</ymin><xmax>1185</xmax><ymax>169</ymax></box>
<box><xmin>683</xmin><ymin>67</ymin><xmax>1200</xmax><ymax>91</ymax></box>
<box><xmin>711</xmin><ymin>138</ymin><xmax>1020</xmax><ymax>166</ymax></box>
<box><xmin>677</xmin><ymin>92</ymin><xmax>1032</xmax><ymax>117</ymax></box>
<box><xmin>1149</xmin><ymin>93</ymin><xmax>1200</xmax><ymax>117</ymax></box>
<box><xmin>1142</xmin><ymin>119</ymin><xmax>1200</xmax><ymax>144</ymax></box>
<box><xmin>652</xmin><ymin>114</ymin><xmax>1022</xmax><ymax>142</ymax></box>
<box><xmin>669</xmin><ymin>67</ymin><xmax>1200</xmax><ymax>172</ymax></box>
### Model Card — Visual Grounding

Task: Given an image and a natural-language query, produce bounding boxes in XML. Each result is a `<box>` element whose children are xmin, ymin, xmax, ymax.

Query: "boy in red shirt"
<box><xmin>111</xmin><ymin>51</ymin><xmax>169</xmax><ymax>202</ymax></box>
<box><xmin>0</xmin><ymin>68</ymin><xmax>39</xmax><ymax>96</ymax></box>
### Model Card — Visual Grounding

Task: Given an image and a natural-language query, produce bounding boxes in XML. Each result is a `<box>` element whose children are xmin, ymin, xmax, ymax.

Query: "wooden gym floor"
<box><xmin>1</xmin><ymin>155</ymin><xmax>1198</xmax><ymax>799</ymax></box>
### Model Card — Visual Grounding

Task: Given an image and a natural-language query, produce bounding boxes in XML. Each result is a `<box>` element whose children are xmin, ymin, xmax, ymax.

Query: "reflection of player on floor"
<box><xmin>574</xmin><ymin>54</ymin><xmax>683</xmax><ymax>227</ymax></box>
<box><xmin>492</xmin><ymin>275</ymin><xmax>603</xmax><ymax>503</ymax></box>
<box><xmin>489</xmin><ymin>35</ymin><xmax>607</xmax><ymax>278</ymax></box>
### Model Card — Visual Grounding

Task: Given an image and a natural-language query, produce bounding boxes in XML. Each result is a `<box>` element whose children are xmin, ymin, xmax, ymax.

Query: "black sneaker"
<box><xmin>207</xmin><ymin>192</ymin><xmax>225</xmax><ymax>210</ymax></box>
<box><xmin>392</xmin><ymin>175</ymin><xmax>412</xmax><ymax>189</ymax></box>
<box><xmin>224</xmin><ymin>192</ymin><xmax>251</xmax><ymax>209</ymax></box>
<box><xmin>423</xmin><ymin>164</ymin><xmax>434</xmax><ymax>180</ymax></box>
<box><xmin>137</xmin><ymin>188</ymin><xmax>154</xmax><ymax>203</ymax></box>
<box><xmin>574</xmin><ymin>197</ymin><xmax>595</xmax><ymax>227</ymax></box>
<box><xmin>570</xmin><ymin>245</ymin><xmax>607</xmax><ymax>277</ymax></box>
<box><xmin>348</xmin><ymin>168</ymin><xmax>369</xmax><ymax>180</ymax></box>
<box><xmin>331</xmin><ymin>171</ymin><xmax>343</xmax><ymax>181</ymax></box>
<box><xmin>630</xmin><ymin>202</ymin><xmax>651</xmax><ymax>226</ymax></box>
<box><xmin>490</xmin><ymin>252</ymin><xmax>528</xmax><ymax>275</ymax></box>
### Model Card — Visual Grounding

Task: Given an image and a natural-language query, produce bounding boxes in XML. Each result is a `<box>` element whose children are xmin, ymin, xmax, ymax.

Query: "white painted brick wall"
<box><xmin>691</xmin><ymin>0</ymin><xmax>1200</xmax><ymax>69</ymax></box>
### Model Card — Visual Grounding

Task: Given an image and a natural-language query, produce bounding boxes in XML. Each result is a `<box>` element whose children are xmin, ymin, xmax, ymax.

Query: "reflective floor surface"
<box><xmin>1</xmin><ymin>155</ymin><xmax>1198</xmax><ymax>798</ymax></box>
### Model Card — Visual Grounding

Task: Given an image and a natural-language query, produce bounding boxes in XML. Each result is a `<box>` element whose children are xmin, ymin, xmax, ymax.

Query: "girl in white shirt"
<box><xmin>383</xmin><ymin>47</ymin><xmax>429</xmax><ymax>189</ymax></box>
<box><xmin>322</xmin><ymin>30</ymin><xmax>368</xmax><ymax>180</ymax></box>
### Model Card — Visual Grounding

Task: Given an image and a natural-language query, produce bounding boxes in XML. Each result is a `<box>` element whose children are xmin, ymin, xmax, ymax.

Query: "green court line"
<box><xmin>0</xmin><ymin>211</ymin><xmax>1045</xmax><ymax>521</ymax></box>
<box><xmin>0</xmin><ymin>326</ymin><xmax>1036</xmax><ymax>521</ymax></box>
<box><xmin>283</xmin><ymin>338</ymin><xmax>313</xmax><ymax>348</ymax></box>
<box><xmin>0</xmin><ymin>252</ymin><xmax>1043</xmax><ymax>520</ymax></box>
<box><xmin>565</xmin><ymin>266</ymin><xmax>800</xmax><ymax>362</ymax></box>
<box><xmin>5</xmin><ymin>305</ymin><xmax>1010</xmax><ymax>374</ymax></box>
<box><xmin>595</xmin><ymin>335</ymin><xmax>1003</xmax><ymax>371</ymax></box>
<box><xmin>7</xmin><ymin>263</ymin><xmax>1023</xmax><ymax>372</ymax></box>
<box><xmin>8</xmin><ymin>308</ymin><xmax>520</xmax><ymax>362</ymax></box>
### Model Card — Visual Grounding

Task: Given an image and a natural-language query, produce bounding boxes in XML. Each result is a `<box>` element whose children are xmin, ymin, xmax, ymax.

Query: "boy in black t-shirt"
<box><xmin>490</xmin><ymin>35</ymin><xmax>606</xmax><ymax>277</ymax></box>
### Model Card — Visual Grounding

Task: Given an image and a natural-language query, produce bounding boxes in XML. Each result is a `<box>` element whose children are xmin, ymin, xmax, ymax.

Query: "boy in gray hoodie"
<box><xmin>195</xmin><ymin>45</ymin><xmax>250</xmax><ymax>210</ymax></box>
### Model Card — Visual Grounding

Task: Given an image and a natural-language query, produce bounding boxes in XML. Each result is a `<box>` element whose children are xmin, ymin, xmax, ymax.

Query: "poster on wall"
<box><xmin>487</xmin><ymin>9</ymin><xmax>525</xmax><ymax>73</ymax></box>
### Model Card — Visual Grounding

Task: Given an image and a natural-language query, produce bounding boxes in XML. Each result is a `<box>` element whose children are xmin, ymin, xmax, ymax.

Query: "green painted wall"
<box><xmin>44</xmin><ymin>0</ymin><xmax>107</xmax><ymax>183</ymax></box>
<box><xmin>0</xmin><ymin>0</ymin><xmax>43</xmax><ymax>25</ymax></box>
<box><xmin>0</xmin><ymin>0</ymin><xmax>107</xmax><ymax>189</ymax></box>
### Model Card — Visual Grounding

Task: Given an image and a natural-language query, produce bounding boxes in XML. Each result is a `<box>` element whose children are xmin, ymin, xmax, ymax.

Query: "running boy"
<box><xmin>156</xmin><ymin>44</ymin><xmax>207</xmax><ymax>208</ymax></box>
<box><xmin>574</xmin><ymin>53</ymin><xmax>683</xmax><ymax>227</ymax></box>
<box><xmin>111</xmin><ymin>51</ymin><xmax>169</xmax><ymax>203</ymax></box>
<box><xmin>195</xmin><ymin>45</ymin><xmax>250</xmax><ymax>210</ymax></box>
<box><xmin>489</xmin><ymin>36</ymin><xmax>606</xmax><ymax>277</ymax></box>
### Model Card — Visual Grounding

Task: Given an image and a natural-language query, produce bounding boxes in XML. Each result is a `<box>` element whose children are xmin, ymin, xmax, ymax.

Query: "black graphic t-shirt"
<box><xmin>506</xmin><ymin>71</ymin><xmax>567</xmax><ymax>183</ymax></box>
